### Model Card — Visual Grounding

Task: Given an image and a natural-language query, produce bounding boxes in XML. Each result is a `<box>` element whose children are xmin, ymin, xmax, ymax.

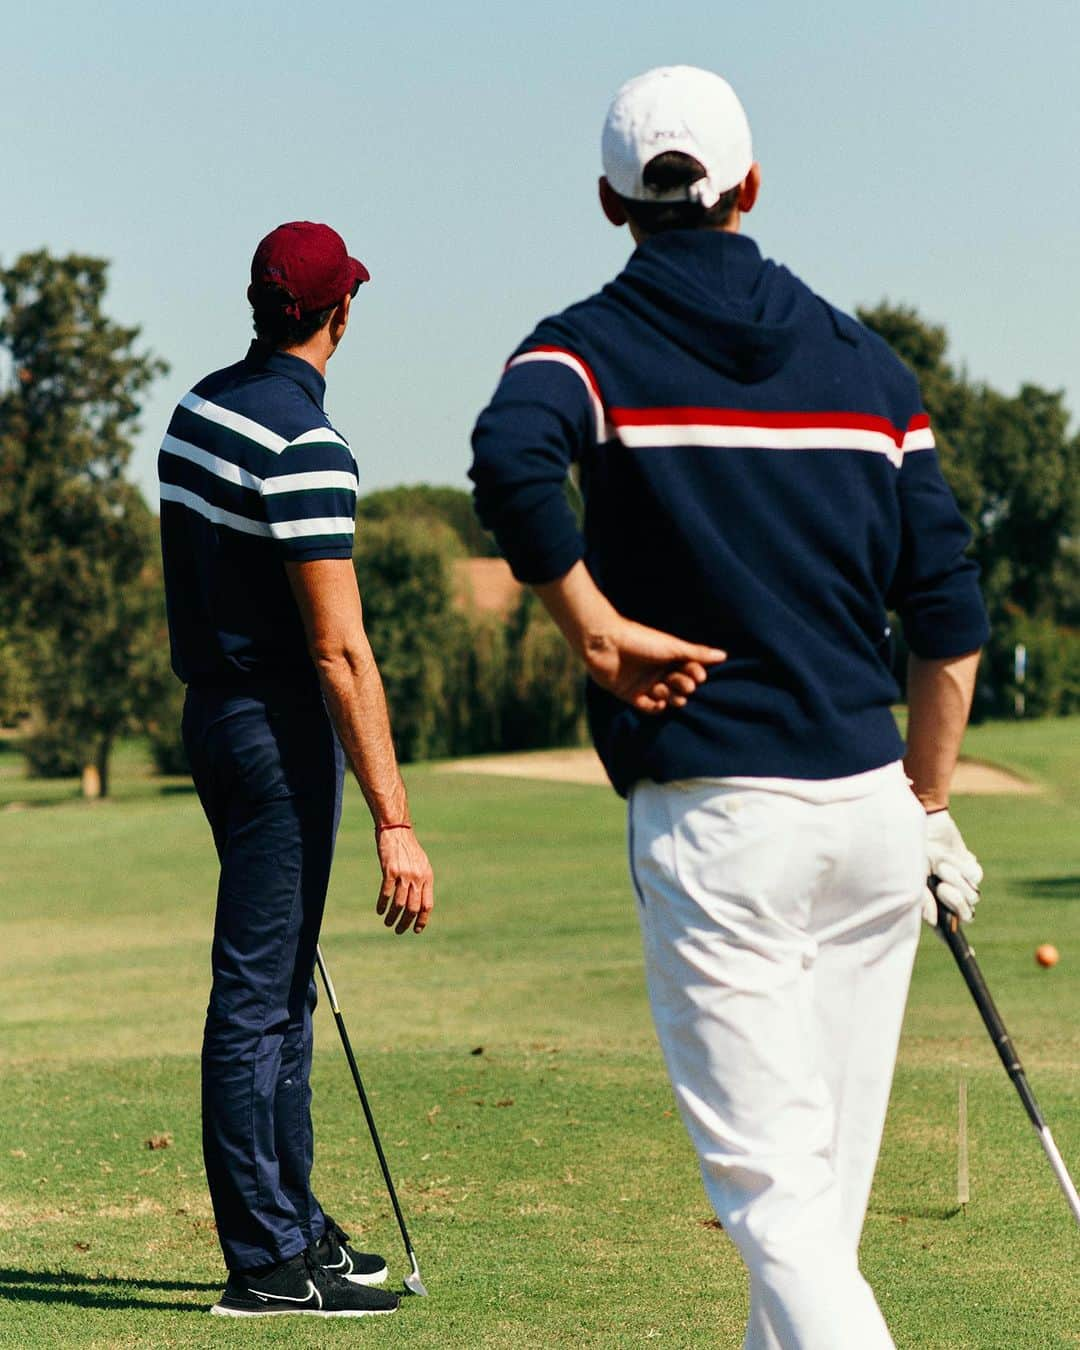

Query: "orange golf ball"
<box><xmin>1035</xmin><ymin>944</ymin><xmax>1059</xmax><ymax>968</ymax></box>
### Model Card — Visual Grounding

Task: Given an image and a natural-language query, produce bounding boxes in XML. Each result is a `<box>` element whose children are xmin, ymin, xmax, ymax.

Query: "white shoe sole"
<box><xmin>210</xmin><ymin>1303</ymin><xmax>395</xmax><ymax>1317</ymax></box>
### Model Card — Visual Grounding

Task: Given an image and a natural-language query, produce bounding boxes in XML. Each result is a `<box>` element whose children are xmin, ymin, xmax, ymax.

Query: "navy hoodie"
<box><xmin>470</xmin><ymin>231</ymin><xmax>988</xmax><ymax>796</ymax></box>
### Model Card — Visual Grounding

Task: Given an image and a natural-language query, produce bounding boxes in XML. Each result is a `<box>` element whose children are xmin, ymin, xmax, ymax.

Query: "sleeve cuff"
<box><xmin>279</xmin><ymin>543</ymin><xmax>355</xmax><ymax>564</ymax></box>
<box><xmin>905</xmin><ymin>617</ymin><xmax>990</xmax><ymax>659</ymax></box>
<box><xmin>507</xmin><ymin>534</ymin><xmax>585</xmax><ymax>586</ymax></box>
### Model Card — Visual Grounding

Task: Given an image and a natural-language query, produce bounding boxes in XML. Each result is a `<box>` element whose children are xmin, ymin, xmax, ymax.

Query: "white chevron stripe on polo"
<box><xmin>267</xmin><ymin>514</ymin><xmax>355</xmax><ymax>539</ymax></box>
<box><xmin>289</xmin><ymin>427</ymin><xmax>352</xmax><ymax>450</ymax></box>
<box><xmin>160</xmin><ymin>482</ymin><xmax>271</xmax><ymax>535</ymax></box>
<box><xmin>179</xmin><ymin>390</ymin><xmax>289</xmax><ymax>453</ymax></box>
<box><xmin>160</xmin><ymin>433</ymin><xmax>263</xmax><ymax>491</ymax></box>
<box><xmin>261</xmin><ymin>469</ymin><xmax>358</xmax><ymax>496</ymax></box>
<box><xmin>161</xmin><ymin>483</ymin><xmax>355</xmax><ymax>540</ymax></box>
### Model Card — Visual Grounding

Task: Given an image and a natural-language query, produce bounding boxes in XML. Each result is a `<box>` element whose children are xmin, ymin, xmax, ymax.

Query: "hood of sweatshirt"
<box><xmin>595</xmin><ymin>230</ymin><xmax>846</xmax><ymax>384</ymax></box>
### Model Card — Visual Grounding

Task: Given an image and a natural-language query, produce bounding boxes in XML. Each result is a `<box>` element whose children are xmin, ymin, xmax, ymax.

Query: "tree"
<box><xmin>969</xmin><ymin>383</ymin><xmax>1078</xmax><ymax>621</ymax></box>
<box><xmin>0</xmin><ymin>625</ymin><xmax>31</xmax><ymax>728</ymax></box>
<box><xmin>129</xmin><ymin>548</ymin><xmax>190</xmax><ymax>777</ymax></box>
<box><xmin>356</xmin><ymin>485</ymin><xmax>499</xmax><ymax>557</ymax></box>
<box><xmin>0</xmin><ymin>251</ymin><xmax>168</xmax><ymax>794</ymax></box>
<box><xmin>499</xmin><ymin>592</ymin><xmax>586</xmax><ymax>751</ymax></box>
<box><xmin>353</xmin><ymin>517</ymin><xmax>474</xmax><ymax>761</ymax></box>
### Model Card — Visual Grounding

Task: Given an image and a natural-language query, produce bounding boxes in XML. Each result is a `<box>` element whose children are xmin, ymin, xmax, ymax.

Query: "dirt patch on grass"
<box><xmin>441</xmin><ymin>749</ymin><xmax>608</xmax><ymax>785</ymax></box>
<box><xmin>440</xmin><ymin>748</ymin><xmax>1042</xmax><ymax>795</ymax></box>
<box><xmin>951</xmin><ymin>758</ymin><xmax>1044</xmax><ymax>795</ymax></box>
<box><xmin>95</xmin><ymin>1198</ymin><xmax>169</xmax><ymax>1219</ymax></box>
<box><xmin>0</xmin><ymin>1201</ymin><xmax>70</xmax><ymax>1228</ymax></box>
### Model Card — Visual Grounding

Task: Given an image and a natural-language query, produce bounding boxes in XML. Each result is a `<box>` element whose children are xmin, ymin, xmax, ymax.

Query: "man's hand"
<box><xmin>375</xmin><ymin>828</ymin><xmax>435</xmax><ymax>935</ymax></box>
<box><xmin>582</xmin><ymin>617</ymin><xmax>726</xmax><ymax>714</ymax></box>
<box><xmin>921</xmin><ymin>809</ymin><xmax>982</xmax><ymax>924</ymax></box>
<box><xmin>533</xmin><ymin>562</ymin><xmax>725</xmax><ymax>716</ymax></box>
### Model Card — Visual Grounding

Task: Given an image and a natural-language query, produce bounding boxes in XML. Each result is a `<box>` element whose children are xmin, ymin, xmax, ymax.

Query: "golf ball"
<box><xmin>1035</xmin><ymin>944</ymin><xmax>1059</xmax><ymax>968</ymax></box>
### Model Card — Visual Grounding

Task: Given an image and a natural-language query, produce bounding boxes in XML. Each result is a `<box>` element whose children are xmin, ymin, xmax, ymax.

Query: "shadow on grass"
<box><xmin>870</xmin><ymin>1204</ymin><xmax>964</xmax><ymax>1221</ymax></box>
<box><xmin>1022</xmin><ymin>876</ymin><xmax>1080</xmax><ymax>901</ymax></box>
<box><xmin>0</xmin><ymin>1267</ymin><xmax>217</xmax><ymax>1314</ymax></box>
<box><xmin>0</xmin><ymin>781</ymin><xmax>197</xmax><ymax>810</ymax></box>
<box><xmin>0</xmin><ymin>794</ymin><xmax>83</xmax><ymax>811</ymax></box>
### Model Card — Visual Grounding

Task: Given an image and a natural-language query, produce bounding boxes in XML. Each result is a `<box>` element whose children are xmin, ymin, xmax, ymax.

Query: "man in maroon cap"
<box><xmin>158</xmin><ymin>222</ymin><xmax>433</xmax><ymax>1319</ymax></box>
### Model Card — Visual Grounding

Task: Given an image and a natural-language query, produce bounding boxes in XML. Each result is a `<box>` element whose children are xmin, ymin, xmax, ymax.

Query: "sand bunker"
<box><xmin>439</xmin><ymin>748</ymin><xmax>1041</xmax><ymax>795</ymax></box>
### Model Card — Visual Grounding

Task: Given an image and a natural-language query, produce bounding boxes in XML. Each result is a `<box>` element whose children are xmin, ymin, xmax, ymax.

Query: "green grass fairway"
<box><xmin>1</xmin><ymin>722</ymin><xmax>1078</xmax><ymax>1347</ymax></box>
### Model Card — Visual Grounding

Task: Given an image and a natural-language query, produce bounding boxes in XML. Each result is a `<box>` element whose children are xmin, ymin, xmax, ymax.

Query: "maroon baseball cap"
<box><xmin>248</xmin><ymin>221</ymin><xmax>370</xmax><ymax>318</ymax></box>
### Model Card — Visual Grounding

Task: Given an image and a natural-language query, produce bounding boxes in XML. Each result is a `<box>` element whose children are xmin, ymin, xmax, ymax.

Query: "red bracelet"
<box><xmin>375</xmin><ymin>822</ymin><xmax>412</xmax><ymax>835</ymax></box>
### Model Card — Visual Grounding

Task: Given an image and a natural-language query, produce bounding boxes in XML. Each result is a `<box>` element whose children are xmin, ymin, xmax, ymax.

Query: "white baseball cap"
<box><xmin>602</xmin><ymin>65</ymin><xmax>753</xmax><ymax>209</ymax></box>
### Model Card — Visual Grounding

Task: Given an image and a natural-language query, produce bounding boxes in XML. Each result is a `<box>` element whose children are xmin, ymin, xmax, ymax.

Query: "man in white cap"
<box><xmin>471</xmin><ymin>66</ymin><xmax>988</xmax><ymax>1348</ymax></box>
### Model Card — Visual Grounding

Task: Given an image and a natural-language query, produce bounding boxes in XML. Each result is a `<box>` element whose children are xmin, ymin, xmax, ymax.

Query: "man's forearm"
<box><xmin>285</xmin><ymin>559</ymin><xmax>411</xmax><ymax>827</ymax></box>
<box><xmin>314</xmin><ymin>641</ymin><xmax>409</xmax><ymax>825</ymax></box>
<box><xmin>284</xmin><ymin>558</ymin><xmax>433</xmax><ymax>934</ymax></box>
<box><xmin>534</xmin><ymin>561</ymin><xmax>623</xmax><ymax>660</ymax></box>
<box><xmin>904</xmin><ymin>649</ymin><xmax>982</xmax><ymax>812</ymax></box>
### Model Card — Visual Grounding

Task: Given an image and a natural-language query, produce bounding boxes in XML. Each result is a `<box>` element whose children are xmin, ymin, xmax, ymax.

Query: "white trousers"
<box><xmin>628</xmin><ymin>764</ymin><xmax>926</xmax><ymax>1350</ymax></box>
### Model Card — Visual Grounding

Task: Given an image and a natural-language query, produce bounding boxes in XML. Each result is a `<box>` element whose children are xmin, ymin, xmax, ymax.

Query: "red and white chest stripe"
<box><xmin>507</xmin><ymin>347</ymin><xmax>934</xmax><ymax>465</ymax></box>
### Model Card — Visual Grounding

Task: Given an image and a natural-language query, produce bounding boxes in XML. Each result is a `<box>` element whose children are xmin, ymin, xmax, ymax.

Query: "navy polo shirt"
<box><xmin>158</xmin><ymin>344</ymin><xmax>359</xmax><ymax>688</ymax></box>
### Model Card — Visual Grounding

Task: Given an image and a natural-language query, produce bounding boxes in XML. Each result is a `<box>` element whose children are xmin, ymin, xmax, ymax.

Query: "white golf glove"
<box><xmin>921</xmin><ymin>809</ymin><xmax>983</xmax><ymax>925</ymax></box>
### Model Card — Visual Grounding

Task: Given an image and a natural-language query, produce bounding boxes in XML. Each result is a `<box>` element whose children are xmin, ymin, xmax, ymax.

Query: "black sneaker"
<box><xmin>210</xmin><ymin>1246</ymin><xmax>399</xmax><ymax>1318</ymax></box>
<box><xmin>315</xmin><ymin>1214</ymin><xmax>389</xmax><ymax>1286</ymax></box>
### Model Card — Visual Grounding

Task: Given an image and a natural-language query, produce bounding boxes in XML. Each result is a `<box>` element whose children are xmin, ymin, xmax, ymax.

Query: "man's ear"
<box><xmin>737</xmin><ymin>163</ymin><xmax>762</xmax><ymax>215</ymax></box>
<box><xmin>599</xmin><ymin>176</ymin><xmax>628</xmax><ymax>227</ymax></box>
<box><xmin>329</xmin><ymin>291</ymin><xmax>351</xmax><ymax>347</ymax></box>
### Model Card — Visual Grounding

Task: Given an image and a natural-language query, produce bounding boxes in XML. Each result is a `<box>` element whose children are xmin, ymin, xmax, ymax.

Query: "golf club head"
<box><xmin>403</xmin><ymin>1253</ymin><xmax>429</xmax><ymax>1297</ymax></box>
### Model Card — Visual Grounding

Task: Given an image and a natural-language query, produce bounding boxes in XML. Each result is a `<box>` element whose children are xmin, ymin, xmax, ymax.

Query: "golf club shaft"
<box><xmin>936</xmin><ymin>903</ymin><xmax>1080</xmax><ymax>1227</ymax></box>
<box><xmin>315</xmin><ymin>945</ymin><xmax>424</xmax><ymax>1267</ymax></box>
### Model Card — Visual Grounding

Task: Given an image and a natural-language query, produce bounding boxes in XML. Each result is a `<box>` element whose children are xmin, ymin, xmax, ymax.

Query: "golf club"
<box><xmin>315</xmin><ymin>944</ymin><xmax>430</xmax><ymax>1295</ymax></box>
<box><xmin>935</xmin><ymin>894</ymin><xmax>1080</xmax><ymax>1227</ymax></box>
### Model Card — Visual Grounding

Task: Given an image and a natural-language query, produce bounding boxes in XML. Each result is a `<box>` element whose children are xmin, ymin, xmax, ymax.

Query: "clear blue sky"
<box><xmin>4</xmin><ymin>0</ymin><xmax>1078</xmax><ymax>503</ymax></box>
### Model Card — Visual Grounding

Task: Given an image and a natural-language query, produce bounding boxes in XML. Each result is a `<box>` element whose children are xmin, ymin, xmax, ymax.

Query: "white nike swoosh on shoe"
<box><xmin>342</xmin><ymin>1264</ymin><xmax>389</xmax><ymax>1286</ymax></box>
<box><xmin>250</xmin><ymin>1279</ymin><xmax>322</xmax><ymax>1308</ymax></box>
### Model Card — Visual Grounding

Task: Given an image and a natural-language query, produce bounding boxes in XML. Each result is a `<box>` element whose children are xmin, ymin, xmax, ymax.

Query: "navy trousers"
<box><xmin>183</xmin><ymin>680</ymin><xmax>345</xmax><ymax>1271</ymax></box>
